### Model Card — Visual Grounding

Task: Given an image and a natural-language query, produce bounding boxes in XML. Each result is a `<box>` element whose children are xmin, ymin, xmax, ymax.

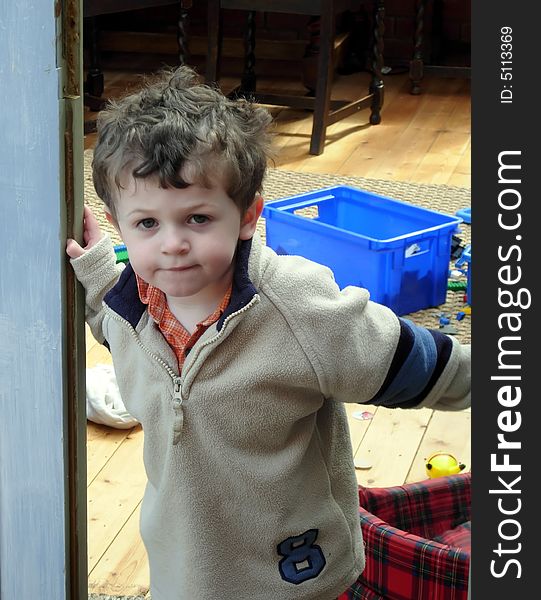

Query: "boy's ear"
<box><xmin>239</xmin><ymin>194</ymin><xmax>264</xmax><ymax>240</ymax></box>
<box><xmin>104</xmin><ymin>208</ymin><xmax>121</xmax><ymax>234</ymax></box>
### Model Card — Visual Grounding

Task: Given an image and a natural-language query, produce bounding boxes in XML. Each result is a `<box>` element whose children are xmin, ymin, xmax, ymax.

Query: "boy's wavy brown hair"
<box><xmin>92</xmin><ymin>66</ymin><xmax>273</xmax><ymax>217</ymax></box>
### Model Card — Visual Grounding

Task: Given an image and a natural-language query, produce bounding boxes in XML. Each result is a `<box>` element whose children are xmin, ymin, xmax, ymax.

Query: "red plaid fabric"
<box><xmin>432</xmin><ymin>521</ymin><xmax>471</xmax><ymax>553</ymax></box>
<box><xmin>342</xmin><ymin>473</ymin><xmax>471</xmax><ymax>600</ymax></box>
<box><xmin>136</xmin><ymin>275</ymin><xmax>232</xmax><ymax>372</ymax></box>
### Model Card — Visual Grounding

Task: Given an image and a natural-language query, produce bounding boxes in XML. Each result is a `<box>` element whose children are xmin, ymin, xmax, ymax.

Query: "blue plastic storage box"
<box><xmin>262</xmin><ymin>186</ymin><xmax>462</xmax><ymax>315</ymax></box>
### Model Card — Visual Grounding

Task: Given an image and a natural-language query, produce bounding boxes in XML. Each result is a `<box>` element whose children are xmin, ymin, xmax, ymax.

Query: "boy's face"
<box><xmin>108</xmin><ymin>174</ymin><xmax>262</xmax><ymax>300</ymax></box>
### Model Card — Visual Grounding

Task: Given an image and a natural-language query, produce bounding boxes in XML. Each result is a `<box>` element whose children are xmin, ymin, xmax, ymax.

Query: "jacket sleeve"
<box><xmin>69</xmin><ymin>235</ymin><xmax>124</xmax><ymax>344</ymax></box>
<box><xmin>274</xmin><ymin>256</ymin><xmax>470</xmax><ymax>412</ymax></box>
<box><xmin>367</xmin><ymin>316</ymin><xmax>471</xmax><ymax>411</ymax></box>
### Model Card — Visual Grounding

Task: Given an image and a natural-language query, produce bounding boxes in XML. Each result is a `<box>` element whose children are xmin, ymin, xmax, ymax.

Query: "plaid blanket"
<box><xmin>343</xmin><ymin>473</ymin><xmax>471</xmax><ymax>600</ymax></box>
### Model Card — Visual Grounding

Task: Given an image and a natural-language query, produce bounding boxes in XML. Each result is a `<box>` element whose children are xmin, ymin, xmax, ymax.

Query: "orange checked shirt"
<box><xmin>136</xmin><ymin>275</ymin><xmax>232</xmax><ymax>372</ymax></box>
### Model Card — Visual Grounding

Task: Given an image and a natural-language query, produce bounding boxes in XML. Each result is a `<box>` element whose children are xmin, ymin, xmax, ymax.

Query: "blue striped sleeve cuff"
<box><xmin>368</xmin><ymin>318</ymin><xmax>453</xmax><ymax>408</ymax></box>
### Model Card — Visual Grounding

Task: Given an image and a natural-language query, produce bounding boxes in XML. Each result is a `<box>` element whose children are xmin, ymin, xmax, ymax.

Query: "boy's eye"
<box><xmin>138</xmin><ymin>218</ymin><xmax>157</xmax><ymax>229</ymax></box>
<box><xmin>189</xmin><ymin>214</ymin><xmax>209</xmax><ymax>225</ymax></box>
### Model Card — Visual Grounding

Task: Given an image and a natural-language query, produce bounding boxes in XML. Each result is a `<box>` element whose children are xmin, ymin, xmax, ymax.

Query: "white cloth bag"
<box><xmin>86</xmin><ymin>363</ymin><xmax>139</xmax><ymax>429</ymax></box>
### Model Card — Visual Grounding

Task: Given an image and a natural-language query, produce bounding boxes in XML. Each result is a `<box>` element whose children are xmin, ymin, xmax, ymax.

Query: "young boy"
<box><xmin>68</xmin><ymin>67</ymin><xmax>471</xmax><ymax>600</ymax></box>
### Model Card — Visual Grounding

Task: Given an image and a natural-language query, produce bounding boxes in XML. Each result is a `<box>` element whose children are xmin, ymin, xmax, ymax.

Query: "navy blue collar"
<box><xmin>217</xmin><ymin>237</ymin><xmax>256</xmax><ymax>330</ymax></box>
<box><xmin>104</xmin><ymin>237</ymin><xmax>257</xmax><ymax>331</ymax></box>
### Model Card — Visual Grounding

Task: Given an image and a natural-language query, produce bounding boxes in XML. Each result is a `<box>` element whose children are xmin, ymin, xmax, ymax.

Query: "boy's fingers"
<box><xmin>83</xmin><ymin>205</ymin><xmax>101</xmax><ymax>231</ymax></box>
<box><xmin>66</xmin><ymin>238</ymin><xmax>85</xmax><ymax>259</ymax></box>
<box><xmin>83</xmin><ymin>205</ymin><xmax>105</xmax><ymax>244</ymax></box>
<box><xmin>83</xmin><ymin>204</ymin><xmax>97</xmax><ymax>222</ymax></box>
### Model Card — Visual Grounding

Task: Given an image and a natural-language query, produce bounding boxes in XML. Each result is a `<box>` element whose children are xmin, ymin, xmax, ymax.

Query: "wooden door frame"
<box><xmin>0</xmin><ymin>1</ymin><xmax>87</xmax><ymax>597</ymax></box>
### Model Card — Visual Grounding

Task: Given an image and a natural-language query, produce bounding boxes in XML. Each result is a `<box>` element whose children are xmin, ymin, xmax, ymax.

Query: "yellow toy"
<box><xmin>425</xmin><ymin>452</ymin><xmax>466</xmax><ymax>478</ymax></box>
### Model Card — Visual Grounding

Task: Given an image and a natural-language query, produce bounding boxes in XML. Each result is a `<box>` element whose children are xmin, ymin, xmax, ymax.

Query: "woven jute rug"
<box><xmin>83</xmin><ymin>150</ymin><xmax>471</xmax><ymax>343</ymax></box>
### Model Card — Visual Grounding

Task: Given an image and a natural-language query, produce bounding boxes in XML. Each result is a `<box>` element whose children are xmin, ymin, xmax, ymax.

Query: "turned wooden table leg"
<box><xmin>205</xmin><ymin>0</ymin><xmax>221</xmax><ymax>84</ymax></box>
<box><xmin>177</xmin><ymin>3</ymin><xmax>191</xmax><ymax>66</ymax></box>
<box><xmin>240</xmin><ymin>11</ymin><xmax>257</xmax><ymax>94</ymax></box>
<box><xmin>410</xmin><ymin>0</ymin><xmax>427</xmax><ymax>95</ymax></box>
<box><xmin>369</xmin><ymin>0</ymin><xmax>385</xmax><ymax>124</ymax></box>
<box><xmin>85</xmin><ymin>16</ymin><xmax>104</xmax><ymax>100</ymax></box>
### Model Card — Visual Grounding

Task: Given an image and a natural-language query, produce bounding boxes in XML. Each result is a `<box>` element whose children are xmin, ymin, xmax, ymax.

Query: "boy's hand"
<box><xmin>66</xmin><ymin>205</ymin><xmax>104</xmax><ymax>259</ymax></box>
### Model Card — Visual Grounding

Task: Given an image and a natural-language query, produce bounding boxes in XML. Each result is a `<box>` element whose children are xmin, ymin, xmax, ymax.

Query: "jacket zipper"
<box><xmin>181</xmin><ymin>294</ymin><xmax>260</xmax><ymax>372</ymax></box>
<box><xmin>172</xmin><ymin>378</ymin><xmax>183</xmax><ymax>445</ymax></box>
<box><xmin>104</xmin><ymin>306</ymin><xmax>184</xmax><ymax>443</ymax></box>
<box><xmin>104</xmin><ymin>294</ymin><xmax>259</xmax><ymax>443</ymax></box>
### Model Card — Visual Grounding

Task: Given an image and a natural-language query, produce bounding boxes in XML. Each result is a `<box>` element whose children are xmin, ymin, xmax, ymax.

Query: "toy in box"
<box><xmin>456</xmin><ymin>244</ymin><xmax>472</xmax><ymax>305</ymax></box>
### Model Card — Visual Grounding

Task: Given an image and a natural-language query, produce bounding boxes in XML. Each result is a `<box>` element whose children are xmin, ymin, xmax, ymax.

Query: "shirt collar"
<box><xmin>135</xmin><ymin>274</ymin><xmax>232</xmax><ymax>329</ymax></box>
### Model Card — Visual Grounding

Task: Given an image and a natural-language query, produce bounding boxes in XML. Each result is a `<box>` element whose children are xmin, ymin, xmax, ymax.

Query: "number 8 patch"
<box><xmin>277</xmin><ymin>529</ymin><xmax>326</xmax><ymax>584</ymax></box>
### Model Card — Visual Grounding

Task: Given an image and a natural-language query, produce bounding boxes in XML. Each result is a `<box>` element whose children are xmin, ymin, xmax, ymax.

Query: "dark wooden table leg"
<box><xmin>369</xmin><ymin>0</ymin><xmax>385</xmax><ymax>124</ymax></box>
<box><xmin>240</xmin><ymin>11</ymin><xmax>257</xmax><ymax>94</ymax></box>
<box><xmin>85</xmin><ymin>16</ymin><xmax>104</xmax><ymax>101</ymax></box>
<box><xmin>206</xmin><ymin>0</ymin><xmax>222</xmax><ymax>84</ymax></box>
<box><xmin>410</xmin><ymin>0</ymin><xmax>427</xmax><ymax>95</ymax></box>
<box><xmin>309</xmin><ymin>4</ymin><xmax>334</xmax><ymax>155</ymax></box>
<box><xmin>177</xmin><ymin>1</ymin><xmax>192</xmax><ymax>66</ymax></box>
<box><xmin>83</xmin><ymin>15</ymin><xmax>105</xmax><ymax>134</ymax></box>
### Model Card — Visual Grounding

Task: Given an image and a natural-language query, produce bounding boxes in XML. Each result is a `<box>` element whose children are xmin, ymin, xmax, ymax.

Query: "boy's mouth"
<box><xmin>165</xmin><ymin>265</ymin><xmax>196</xmax><ymax>272</ymax></box>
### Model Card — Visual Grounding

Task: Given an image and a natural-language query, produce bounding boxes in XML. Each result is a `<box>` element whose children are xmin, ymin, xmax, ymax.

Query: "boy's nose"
<box><xmin>161</xmin><ymin>230</ymin><xmax>189</xmax><ymax>254</ymax></box>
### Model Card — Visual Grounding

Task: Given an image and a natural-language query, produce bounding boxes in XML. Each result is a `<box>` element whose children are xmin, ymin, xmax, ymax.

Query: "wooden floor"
<box><xmin>84</xmin><ymin>66</ymin><xmax>471</xmax><ymax>596</ymax></box>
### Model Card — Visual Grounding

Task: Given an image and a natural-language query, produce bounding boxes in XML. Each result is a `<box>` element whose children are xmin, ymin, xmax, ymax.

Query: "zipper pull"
<box><xmin>173</xmin><ymin>378</ymin><xmax>182</xmax><ymax>401</ymax></box>
<box><xmin>172</xmin><ymin>377</ymin><xmax>184</xmax><ymax>445</ymax></box>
